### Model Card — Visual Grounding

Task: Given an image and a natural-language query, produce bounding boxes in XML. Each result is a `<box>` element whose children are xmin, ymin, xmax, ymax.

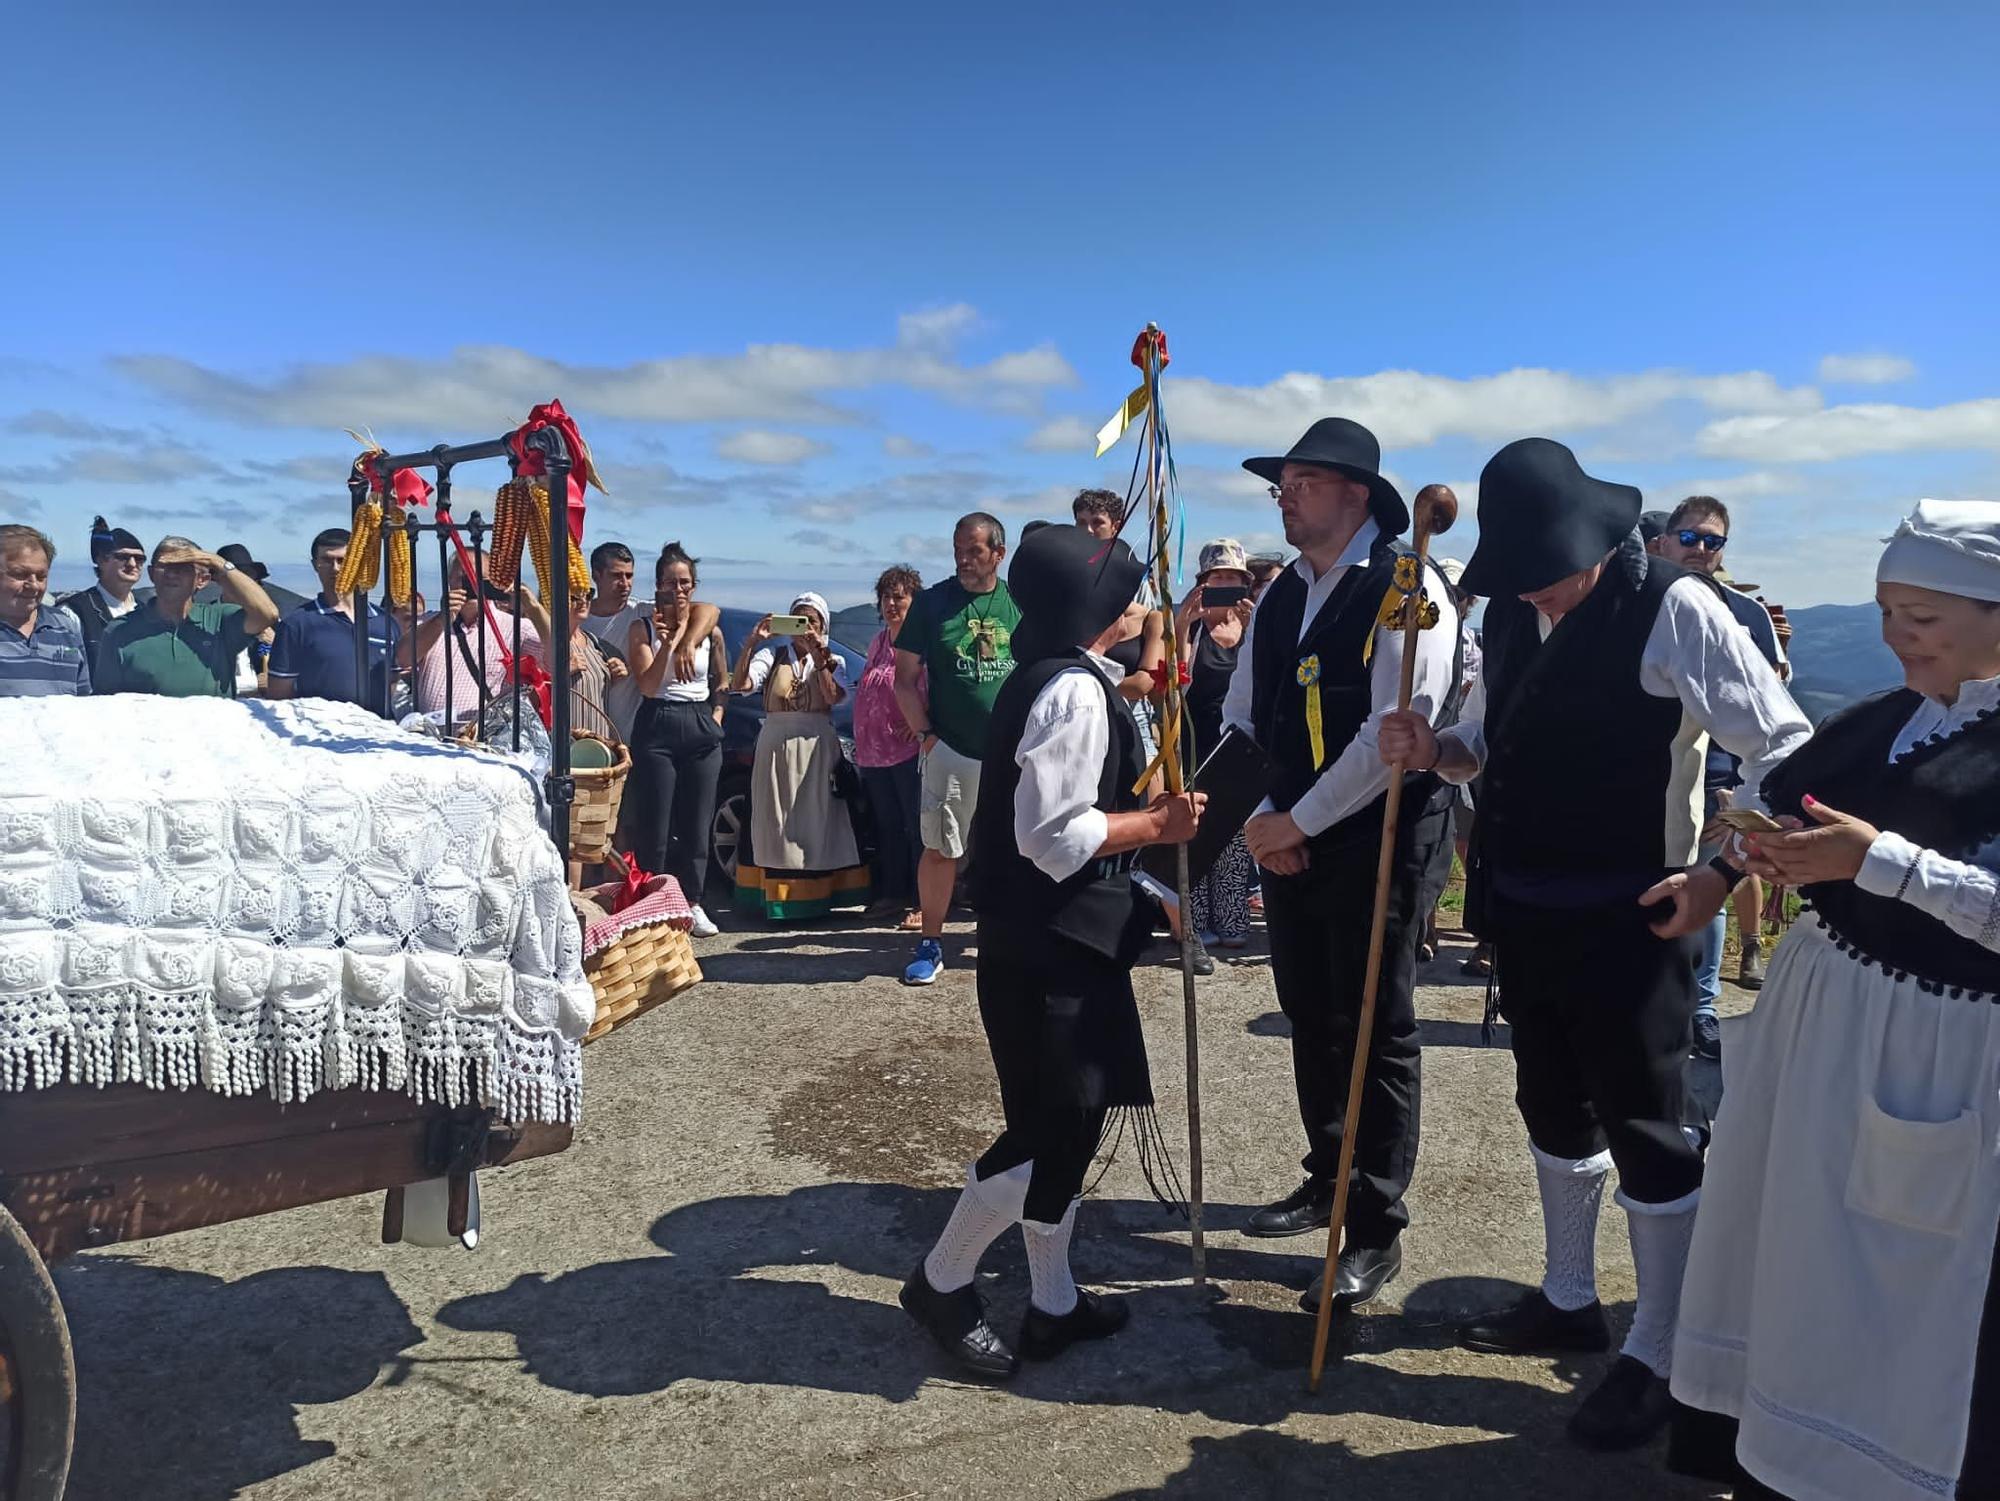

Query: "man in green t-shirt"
<box><xmin>96</xmin><ymin>535</ymin><xmax>282</xmax><ymax>697</ymax></box>
<box><xmin>893</xmin><ymin>511</ymin><xmax>1020</xmax><ymax>985</ymax></box>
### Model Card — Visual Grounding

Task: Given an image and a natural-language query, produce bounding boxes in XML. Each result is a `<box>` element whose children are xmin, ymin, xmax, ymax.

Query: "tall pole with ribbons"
<box><xmin>1100</xmin><ymin>323</ymin><xmax>1205</xmax><ymax>1284</ymax></box>
<box><xmin>1305</xmin><ymin>483</ymin><xmax>1459</xmax><ymax>1392</ymax></box>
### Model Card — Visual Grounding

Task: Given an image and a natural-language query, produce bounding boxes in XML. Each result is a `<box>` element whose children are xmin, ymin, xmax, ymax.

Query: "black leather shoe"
<box><xmin>1458</xmin><ymin>1289</ymin><xmax>1611</xmax><ymax>1355</ymax></box>
<box><xmin>1246</xmin><ymin>1178</ymin><xmax>1334</xmax><ymax>1238</ymax></box>
<box><xmin>899</xmin><ymin>1262</ymin><xmax>1018</xmax><ymax>1380</ymax></box>
<box><xmin>1692</xmin><ymin>1010</ymin><xmax>1722</xmax><ymax>1061</ymax></box>
<box><xmin>1567</xmin><ymin>1354</ymin><xmax>1676</xmax><ymax>1450</ymax></box>
<box><xmin>1018</xmin><ymin>1290</ymin><xmax>1130</xmax><ymax>1361</ymax></box>
<box><xmin>1299</xmin><ymin>1239</ymin><xmax>1404</xmax><ymax>1313</ymax></box>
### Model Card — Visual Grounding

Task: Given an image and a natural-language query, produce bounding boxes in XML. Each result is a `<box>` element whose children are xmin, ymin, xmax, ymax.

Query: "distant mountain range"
<box><xmin>1783</xmin><ymin>602</ymin><xmax>1901</xmax><ymax>722</ymax></box>
<box><xmin>832</xmin><ymin>598</ymin><xmax>1905</xmax><ymax>725</ymax></box>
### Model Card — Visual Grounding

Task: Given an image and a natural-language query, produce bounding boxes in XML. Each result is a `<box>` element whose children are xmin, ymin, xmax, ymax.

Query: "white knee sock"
<box><xmin>1023</xmin><ymin>1202</ymin><xmax>1080</xmax><ymax>1316</ymax></box>
<box><xmin>1532</xmin><ymin>1143</ymin><xmax>1612</xmax><ymax>1312</ymax></box>
<box><xmin>923</xmin><ymin>1160</ymin><xmax>1031</xmax><ymax>1293</ymax></box>
<box><xmin>1618</xmin><ymin>1188</ymin><xmax>1699</xmax><ymax>1378</ymax></box>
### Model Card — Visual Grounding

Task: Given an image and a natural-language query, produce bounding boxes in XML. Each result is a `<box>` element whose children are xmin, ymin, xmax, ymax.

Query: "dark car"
<box><xmin>706</xmin><ymin>606</ymin><xmax>870</xmax><ymax>891</ymax></box>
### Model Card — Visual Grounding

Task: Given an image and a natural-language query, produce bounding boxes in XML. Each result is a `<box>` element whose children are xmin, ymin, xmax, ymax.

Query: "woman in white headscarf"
<box><xmin>1667</xmin><ymin>500</ymin><xmax>2000</xmax><ymax>1501</ymax></box>
<box><xmin>728</xmin><ymin>591</ymin><xmax>870</xmax><ymax>920</ymax></box>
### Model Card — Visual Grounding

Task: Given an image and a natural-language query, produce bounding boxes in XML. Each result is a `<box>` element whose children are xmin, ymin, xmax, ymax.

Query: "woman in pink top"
<box><xmin>855</xmin><ymin>564</ymin><xmax>925</xmax><ymax>924</ymax></box>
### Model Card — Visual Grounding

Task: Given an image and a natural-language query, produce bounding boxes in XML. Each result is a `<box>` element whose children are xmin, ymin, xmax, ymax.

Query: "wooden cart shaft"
<box><xmin>0</xmin><ymin>1086</ymin><xmax>571</xmax><ymax>1264</ymax></box>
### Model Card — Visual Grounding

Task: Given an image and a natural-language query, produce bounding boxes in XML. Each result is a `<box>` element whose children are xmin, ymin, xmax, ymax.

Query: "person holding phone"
<box><xmin>1175</xmin><ymin>539</ymin><xmax>1257</xmax><ymax>954</ymax></box>
<box><xmin>729</xmin><ymin>592</ymin><xmax>870</xmax><ymax>920</ymax></box>
<box><xmin>1375</xmin><ymin>438</ymin><xmax>1810</xmax><ymax>1452</ymax></box>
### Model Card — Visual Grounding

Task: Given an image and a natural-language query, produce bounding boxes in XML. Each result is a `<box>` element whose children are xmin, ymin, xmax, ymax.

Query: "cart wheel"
<box><xmin>0</xmin><ymin>1206</ymin><xmax>73</xmax><ymax>1501</ymax></box>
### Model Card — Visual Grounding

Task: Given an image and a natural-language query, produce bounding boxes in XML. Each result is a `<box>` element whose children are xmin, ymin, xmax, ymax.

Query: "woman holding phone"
<box><xmin>729</xmin><ymin>591</ymin><xmax>871</xmax><ymax>920</ymax></box>
<box><xmin>625</xmin><ymin>542</ymin><xmax>726</xmax><ymax>937</ymax></box>
<box><xmin>1175</xmin><ymin>539</ymin><xmax>1258</xmax><ymax>952</ymax></box>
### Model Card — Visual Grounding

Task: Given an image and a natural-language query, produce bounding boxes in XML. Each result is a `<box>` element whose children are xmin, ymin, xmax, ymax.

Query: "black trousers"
<box><xmin>628</xmin><ymin>699</ymin><xmax>723</xmax><ymax>902</ymax></box>
<box><xmin>861</xmin><ymin>758</ymin><xmax>920</xmax><ymax>905</ymax></box>
<box><xmin>1492</xmin><ymin>892</ymin><xmax>1704</xmax><ymax>1204</ymax></box>
<box><xmin>973</xmin><ymin>934</ymin><xmax>1141</xmax><ymax>1225</ymax></box>
<box><xmin>1264</xmin><ymin>799</ymin><xmax>1451</xmax><ymax>1247</ymax></box>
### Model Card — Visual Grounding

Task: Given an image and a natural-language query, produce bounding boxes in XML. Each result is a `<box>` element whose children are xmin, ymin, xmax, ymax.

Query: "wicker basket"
<box><xmin>568</xmin><ymin>732</ymin><xmax>631</xmax><ymax>865</ymax></box>
<box><xmin>573</xmin><ymin>885</ymin><xmax>702</xmax><ymax>1043</ymax></box>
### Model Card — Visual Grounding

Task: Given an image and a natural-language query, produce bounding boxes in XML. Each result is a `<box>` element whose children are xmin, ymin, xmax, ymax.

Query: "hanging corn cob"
<box><xmin>383</xmin><ymin>503</ymin><xmax>415</xmax><ymax>606</ymax></box>
<box><xmin>519</xmin><ymin>478</ymin><xmax>554</xmax><ymax>602</ymax></box>
<box><xmin>335</xmin><ymin>498</ymin><xmax>384</xmax><ymax>595</ymax></box>
<box><xmin>564</xmin><ymin>527</ymin><xmax>590</xmax><ymax>601</ymax></box>
<box><xmin>488</xmin><ymin>479</ymin><xmax>530</xmax><ymax>591</ymax></box>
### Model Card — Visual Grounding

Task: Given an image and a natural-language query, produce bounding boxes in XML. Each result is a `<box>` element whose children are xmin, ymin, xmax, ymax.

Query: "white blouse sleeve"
<box><xmin>1855</xmin><ymin>830</ymin><xmax>2000</xmax><ymax>953</ymax></box>
<box><xmin>744</xmin><ymin>645</ymin><xmax>778</xmax><ymax>693</ymax></box>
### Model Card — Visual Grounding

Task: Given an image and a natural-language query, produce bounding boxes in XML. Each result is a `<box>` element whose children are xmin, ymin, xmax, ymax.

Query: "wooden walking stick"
<box><xmin>1306</xmin><ymin>482</ymin><xmax>1459</xmax><ymax>1393</ymax></box>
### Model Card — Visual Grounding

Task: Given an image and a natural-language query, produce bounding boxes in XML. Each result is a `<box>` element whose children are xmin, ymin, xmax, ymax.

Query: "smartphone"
<box><xmin>1714</xmin><ymin>808</ymin><xmax>1784</xmax><ymax>834</ymax></box>
<box><xmin>1203</xmin><ymin>585</ymin><xmax>1250</xmax><ymax>607</ymax></box>
<box><xmin>767</xmin><ymin>614</ymin><xmax>810</xmax><ymax>636</ymax></box>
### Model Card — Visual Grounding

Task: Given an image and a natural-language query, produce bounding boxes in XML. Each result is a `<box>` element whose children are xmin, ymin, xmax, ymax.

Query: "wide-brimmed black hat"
<box><xmin>215</xmin><ymin>542</ymin><xmax>271</xmax><ymax>582</ymax></box>
<box><xmin>1008</xmin><ymin>523</ymin><xmax>1145</xmax><ymax>663</ymax></box>
<box><xmin>1459</xmin><ymin>438</ymin><xmax>1642</xmax><ymax>597</ymax></box>
<box><xmin>1242</xmin><ymin>417</ymin><xmax>1408</xmax><ymax>535</ymax></box>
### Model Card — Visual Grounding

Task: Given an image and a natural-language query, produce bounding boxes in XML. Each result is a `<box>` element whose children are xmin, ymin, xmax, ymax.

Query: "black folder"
<box><xmin>1138</xmin><ymin>726</ymin><xmax>1274</xmax><ymax>888</ymax></box>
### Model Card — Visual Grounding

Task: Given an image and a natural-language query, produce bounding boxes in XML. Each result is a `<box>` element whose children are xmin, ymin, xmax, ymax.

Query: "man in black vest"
<box><xmin>900</xmin><ymin>524</ymin><xmax>1204</xmax><ymax>1382</ymax></box>
<box><xmin>54</xmin><ymin>515</ymin><xmax>146</xmax><ymax>668</ymax></box>
<box><xmin>1221</xmin><ymin>418</ymin><xmax>1463</xmax><ymax>1312</ymax></box>
<box><xmin>1376</xmin><ymin>437</ymin><xmax>1810</xmax><ymax>1450</ymax></box>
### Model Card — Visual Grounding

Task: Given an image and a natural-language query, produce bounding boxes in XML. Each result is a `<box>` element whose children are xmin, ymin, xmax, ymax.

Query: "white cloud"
<box><xmin>791</xmin><ymin>527</ymin><xmax>860</xmax><ymax>556</ymax></box>
<box><xmin>1817</xmin><ymin>353</ymin><xmax>1916</xmax><ymax>385</ymax></box>
<box><xmin>715</xmin><ymin>429</ymin><xmax>829</xmax><ymax>466</ymax></box>
<box><xmin>1697</xmin><ymin>398</ymin><xmax>2000</xmax><ymax>462</ymax></box>
<box><xmin>6</xmin><ymin>410</ymin><xmax>149</xmax><ymax>444</ymax></box>
<box><xmin>1022</xmin><ymin>415</ymin><xmax>1097</xmax><ymax>453</ymax></box>
<box><xmin>1167</xmin><ymin>366</ymin><xmax>1821</xmax><ymax>453</ymax></box>
<box><xmin>882</xmin><ymin>434</ymin><xmax>932</xmax><ymax>458</ymax></box>
<box><xmin>111</xmin><ymin>310</ymin><xmax>1079</xmax><ymax>432</ymax></box>
<box><xmin>0</xmin><ymin>442</ymin><xmax>227</xmax><ymax>486</ymax></box>
<box><xmin>1667</xmin><ymin>470</ymin><xmax>1802</xmax><ymax>500</ymax></box>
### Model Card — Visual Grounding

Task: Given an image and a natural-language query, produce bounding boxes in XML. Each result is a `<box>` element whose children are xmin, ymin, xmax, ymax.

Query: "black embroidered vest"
<box><xmin>1248</xmin><ymin>538</ymin><xmax>1460</xmax><ymax>853</ymax></box>
<box><xmin>1763</xmin><ymin>688</ymin><xmax>2000</xmax><ymax>998</ymax></box>
<box><xmin>971</xmin><ymin>651</ymin><xmax>1149</xmax><ymax>960</ymax></box>
<box><xmin>1476</xmin><ymin>548</ymin><xmax>1691</xmax><ymax>892</ymax></box>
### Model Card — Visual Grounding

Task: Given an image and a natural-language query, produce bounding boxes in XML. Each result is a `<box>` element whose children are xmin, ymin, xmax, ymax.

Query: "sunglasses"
<box><xmin>1675</xmin><ymin>530</ymin><xmax>1727</xmax><ymax>552</ymax></box>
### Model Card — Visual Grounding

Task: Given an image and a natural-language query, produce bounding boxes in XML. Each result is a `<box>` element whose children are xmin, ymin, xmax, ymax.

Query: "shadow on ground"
<box><xmin>436</xmin><ymin>1181</ymin><xmax>1644</xmax><ymax>1447</ymax></box>
<box><xmin>58</xmin><ymin>1257</ymin><xmax>421</xmax><ymax>1501</ymax></box>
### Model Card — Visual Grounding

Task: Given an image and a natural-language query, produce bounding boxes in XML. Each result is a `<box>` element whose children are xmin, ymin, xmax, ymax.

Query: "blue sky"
<box><xmin>5</xmin><ymin>0</ymin><xmax>1996</xmax><ymax>610</ymax></box>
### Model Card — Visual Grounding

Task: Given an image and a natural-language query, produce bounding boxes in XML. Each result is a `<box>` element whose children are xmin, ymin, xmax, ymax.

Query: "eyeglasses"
<box><xmin>1267</xmin><ymin>477</ymin><xmax>1338</xmax><ymax>501</ymax></box>
<box><xmin>1675</xmin><ymin>530</ymin><xmax>1728</xmax><ymax>553</ymax></box>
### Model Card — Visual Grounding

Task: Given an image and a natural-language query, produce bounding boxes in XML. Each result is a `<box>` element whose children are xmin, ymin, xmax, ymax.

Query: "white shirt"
<box><xmin>1220</xmin><ymin>520</ymin><xmax>1463</xmax><ymax>837</ymax></box>
<box><xmin>1439</xmin><ymin>575</ymin><xmax>1812</xmax><ymax>822</ymax></box>
<box><xmin>1014</xmin><ymin>651</ymin><xmax>1125</xmax><ymax>882</ymax></box>
<box><xmin>745</xmin><ymin>642</ymin><xmax>849</xmax><ymax>696</ymax></box>
<box><xmin>1855</xmin><ymin>675</ymin><xmax>2000</xmax><ymax>952</ymax></box>
<box><xmin>581</xmin><ymin>602</ymin><xmax>650</xmax><ymax>740</ymax></box>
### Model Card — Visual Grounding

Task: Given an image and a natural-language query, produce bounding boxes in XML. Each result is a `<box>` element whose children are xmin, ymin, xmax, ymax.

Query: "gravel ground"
<box><xmin>52</xmin><ymin>909</ymin><xmax>1744</xmax><ymax>1500</ymax></box>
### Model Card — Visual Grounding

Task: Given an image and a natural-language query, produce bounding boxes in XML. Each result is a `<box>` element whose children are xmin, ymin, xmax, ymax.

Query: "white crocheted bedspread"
<box><xmin>0</xmin><ymin>697</ymin><xmax>591</xmax><ymax>1122</ymax></box>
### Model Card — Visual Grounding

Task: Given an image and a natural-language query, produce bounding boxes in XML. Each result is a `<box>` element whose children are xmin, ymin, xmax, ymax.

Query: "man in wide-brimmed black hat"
<box><xmin>1217</xmin><ymin>417</ymin><xmax>1465</xmax><ymax>1313</ymax></box>
<box><xmin>1376</xmin><ymin>436</ymin><xmax>1810</xmax><ymax>1450</ymax></box>
<box><xmin>900</xmin><ymin>523</ymin><xmax>1204</xmax><ymax>1382</ymax></box>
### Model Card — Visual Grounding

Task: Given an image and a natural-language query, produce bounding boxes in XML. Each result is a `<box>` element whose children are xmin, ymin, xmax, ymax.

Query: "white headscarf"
<box><xmin>790</xmin><ymin>591</ymin><xmax>831</xmax><ymax>630</ymax></box>
<box><xmin>1877</xmin><ymin>499</ymin><xmax>2000</xmax><ymax>603</ymax></box>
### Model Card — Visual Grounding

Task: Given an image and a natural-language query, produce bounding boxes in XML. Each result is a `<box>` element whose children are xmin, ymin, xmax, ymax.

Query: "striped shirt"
<box><xmin>0</xmin><ymin>606</ymin><xmax>92</xmax><ymax>696</ymax></box>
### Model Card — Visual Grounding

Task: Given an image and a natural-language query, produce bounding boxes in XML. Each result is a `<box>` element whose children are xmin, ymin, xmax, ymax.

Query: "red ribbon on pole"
<box><xmin>1130</xmin><ymin>326</ymin><xmax>1171</xmax><ymax>374</ymax></box>
<box><xmin>506</xmin><ymin>399</ymin><xmax>600</xmax><ymax>546</ymax></box>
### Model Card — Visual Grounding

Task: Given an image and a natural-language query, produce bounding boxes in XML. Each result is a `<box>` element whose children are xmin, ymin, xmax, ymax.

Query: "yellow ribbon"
<box><xmin>1298</xmin><ymin>654</ymin><xmax>1325</xmax><ymax>769</ymax></box>
<box><xmin>1095</xmin><ymin>383</ymin><xmax>1150</xmax><ymax>457</ymax></box>
<box><xmin>1362</xmin><ymin>557</ymin><xmax>1441</xmax><ymax>666</ymax></box>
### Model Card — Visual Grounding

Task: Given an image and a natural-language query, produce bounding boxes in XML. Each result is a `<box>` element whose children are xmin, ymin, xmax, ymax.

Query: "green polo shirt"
<box><xmin>95</xmin><ymin>600</ymin><xmax>254</xmax><ymax>698</ymax></box>
<box><xmin>896</xmin><ymin>577</ymin><xmax>1020</xmax><ymax>758</ymax></box>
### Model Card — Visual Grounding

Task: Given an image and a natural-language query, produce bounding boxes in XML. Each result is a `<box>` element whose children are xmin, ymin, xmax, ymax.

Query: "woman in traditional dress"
<box><xmin>729</xmin><ymin>591</ymin><xmax>871</xmax><ymax>921</ymax></box>
<box><xmin>1669</xmin><ymin>499</ymin><xmax>2000</xmax><ymax>1501</ymax></box>
<box><xmin>1175</xmin><ymin>538</ymin><xmax>1257</xmax><ymax>951</ymax></box>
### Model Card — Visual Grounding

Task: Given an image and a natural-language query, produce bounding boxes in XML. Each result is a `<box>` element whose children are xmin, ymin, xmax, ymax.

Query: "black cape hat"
<box><xmin>88</xmin><ymin>515</ymin><xmax>145</xmax><ymax>561</ymax></box>
<box><xmin>1459</xmin><ymin>438</ymin><xmax>1643</xmax><ymax>597</ymax></box>
<box><xmin>1007</xmin><ymin>523</ymin><xmax>1145</xmax><ymax>664</ymax></box>
<box><xmin>1242</xmin><ymin>417</ymin><xmax>1408</xmax><ymax>535</ymax></box>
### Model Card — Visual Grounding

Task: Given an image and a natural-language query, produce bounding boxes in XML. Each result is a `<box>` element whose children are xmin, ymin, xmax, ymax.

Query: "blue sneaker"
<box><xmin>903</xmin><ymin>938</ymin><xmax>944</xmax><ymax>986</ymax></box>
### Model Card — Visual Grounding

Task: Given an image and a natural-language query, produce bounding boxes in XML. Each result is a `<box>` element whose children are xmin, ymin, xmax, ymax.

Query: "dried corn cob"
<box><xmin>488</xmin><ymin>479</ymin><xmax>529</xmax><ymax>590</ymax></box>
<box><xmin>384</xmin><ymin>506</ymin><xmax>414</xmax><ymax>606</ymax></box>
<box><xmin>335</xmin><ymin>499</ymin><xmax>383</xmax><ymax>595</ymax></box>
<box><xmin>522</xmin><ymin>479</ymin><xmax>555</xmax><ymax>604</ymax></box>
<box><xmin>565</xmin><ymin>532</ymin><xmax>589</xmax><ymax>599</ymax></box>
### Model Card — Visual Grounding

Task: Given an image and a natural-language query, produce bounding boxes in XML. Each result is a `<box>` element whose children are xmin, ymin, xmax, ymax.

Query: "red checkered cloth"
<box><xmin>579</xmin><ymin>874</ymin><xmax>692</xmax><ymax>958</ymax></box>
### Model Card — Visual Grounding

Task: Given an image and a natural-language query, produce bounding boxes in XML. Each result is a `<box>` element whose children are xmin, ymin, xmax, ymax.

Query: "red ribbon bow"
<box><xmin>359</xmin><ymin>454</ymin><xmax>435</xmax><ymax>511</ymax></box>
<box><xmin>611</xmin><ymin>850</ymin><xmax>649</xmax><ymax>913</ymax></box>
<box><xmin>1130</xmin><ymin>326</ymin><xmax>1170</xmax><ymax>374</ymax></box>
<box><xmin>506</xmin><ymin>399</ymin><xmax>593</xmax><ymax>545</ymax></box>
